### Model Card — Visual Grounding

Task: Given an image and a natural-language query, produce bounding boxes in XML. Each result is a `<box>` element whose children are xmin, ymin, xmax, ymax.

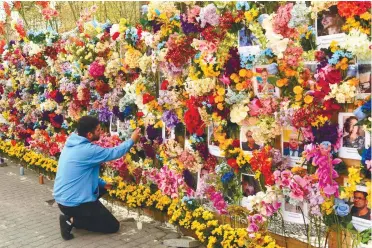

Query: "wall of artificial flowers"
<box><xmin>0</xmin><ymin>1</ymin><xmax>371</xmax><ymax>248</ymax></box>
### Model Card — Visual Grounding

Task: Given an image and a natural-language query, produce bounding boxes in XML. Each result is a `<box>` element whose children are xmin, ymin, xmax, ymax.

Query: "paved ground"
<box><xmin>0</xmin><ymin>159</ymin><xmax>190</xmax><ymax>248</ymax></box>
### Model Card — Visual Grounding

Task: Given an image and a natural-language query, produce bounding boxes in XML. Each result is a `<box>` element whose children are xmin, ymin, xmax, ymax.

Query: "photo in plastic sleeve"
<box><xmin>109</xmin><ymin>115</ymin><xmax>119</xmax><ymax>136</ymax></box>
<box><xmin>338</xmin><ymin>113</ymin><xmax>370</xmax><ymax>160</ymax></box>
<box><xmin>316</xmin><ymin>5</ymin><xmax>346</xmax><ymax>48</ymax></box>
<box><xmin>240</xmin><ymin>125</ymin><xmax>263</xmax><ymax>155</ymax></box>
<box><xmin>281</xmin><ymin>196</ymin><xmax>309</xmax><ymax>224</ymax></box>
<box><xmin>253</xmin><ymin>66</ymin><xmax>280</xmax><ymax>98</ymax></box>
<box><xmin>241</xmin><ymin>174</ymin><xmax>262</xmax><ymax>208</ymax></box>
<box><xmin>303</xmin><ymin>62</ymin><xmax>317</xmax><ymax>91</ymax></box>
<box><xmin>207</xmin><ymin>122</ymin><xmax>224</xmax><ymax>157</ymax></box>
<box><xmin>349</xmin><ymin>185</ymin><xmax>372</xmax><ymax>232</ymax></box>
<box><xmin>184</xmin><ymin>169</ymin><xmax>200</xmax><ymax>192</ymax></box>
<box><xmin>282</xmin><ymin>127</ymin><xmax>304</xmax><ymax>166</ymax></box>
<box><xmin>358</xmin><ymin>63</ymin><xmax>371</xmax><ymax>96</ymax></box>
<box><xmin>162</xmin><ymin>125</ymin><xmax>175</xmax><ymax>140</ymax></box>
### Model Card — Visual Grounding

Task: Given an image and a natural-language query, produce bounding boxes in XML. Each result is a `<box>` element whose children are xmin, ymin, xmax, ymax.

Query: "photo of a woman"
<box><xmin>343</xmin><ymin>116</ymin><xmax>365</xmax><ymax>149</ymax></box>
<box><xmin>256</xmin><ymin>68</ymin><xmax>275</xmax><ymax>95</ymax></box>
<box><xmin>317</xmin><ymin>5</ymin><xmax>344</xmax><ymax>36</ymax></box>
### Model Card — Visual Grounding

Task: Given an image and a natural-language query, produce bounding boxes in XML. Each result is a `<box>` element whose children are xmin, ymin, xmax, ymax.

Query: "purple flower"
<box><xmin>143</xmin><ymin>143</ymin><xmax>156</xmax><ymax>159</ymax></box>
<box><xmin>98</xmin><ymin>107</ymin><xmax>112</xmax><ymax>123</ymax></box>
<box><xmin>162</xmin><ymin>110</ymin><xmax>179</xmax><ymax>129</ymax></box>
<box><xmin>224</xmin><ymin>48</ymin><xmax>241</xmax><ymax>76</ymax></box>
<box><xmin>312</xmin><ymin>123</ymin><xmax>339</xmax><ymax>145</ymax></box>
<box><xmin>181</xmin><ymin>14</ymin><xmax>199</xmax><ymax>34</ymax></box>
<box><xmin>146</xmin><ymin>125</ymin><xmax>162</xmax><ymax>141</ymax></box>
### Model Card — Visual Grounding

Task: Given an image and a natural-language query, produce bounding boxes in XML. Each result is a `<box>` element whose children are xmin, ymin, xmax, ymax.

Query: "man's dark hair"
<box><xmin>354</xmin><ymin>191</ymin><xmax>368</xmax><ymax>199</ymax></box>
<box><xmin>77</xmin><ymin>116</ymin><xmax>100</xmax><ymax>137</ymax></box>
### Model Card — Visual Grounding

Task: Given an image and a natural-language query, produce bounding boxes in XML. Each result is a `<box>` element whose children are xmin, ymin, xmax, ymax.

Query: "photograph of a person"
<box><xmin>283</xmin><ymin>128</ymin><xmax>304</xmax><ymax>158</ymax></box>
<box><xmin>317</xmin><ymin>5</ymin><xmax>344</xmax><ymax>37</ymax></box>
<box><xmin>109</xmin><ymin>115</ymin><xmax>118</xmax><ymax>136</ymax></box>
<box><xmin>316</xmin><ymin>5</ymin><xmax>346</xmax><ymax>48</ymax></box>
<box><xmin>240</xmin><ymin>126</ymin><xmax>262</xmax><ymax>154</ymax></box>
<box><xmin>351</xmin><ymin>190</ymin><xmax>371</xmax><ymax>221</ymax></box>
<box><xmin>255</xmin><ymin>67</ymin><xmax>275</xmax><ymax>95</ymax></box>
<box><xmin>162</xmin><ymin>125</ymin><xmax>175</xmax><ymax>140</ymax></box>
<box><xmin>207</xmin><ymin>122</ymin><xmax>224</xmax><ymax>157</ymax></box>
<box><xmin>238</xmin><ymin>27</ymin><xmax>258</xmax><ymax>47</ymax></box>
<box><xmin>241</xmin><ymin>130</ymin><xmax>260</xmax><ymax>152</ymax></box>
<box><xmin>338</xmin><ymin>113</ymin><xmax>369</xmax><ymax>160</ymax></box>
<box><xmin>284</xmin><ymin>199</ymin><xmax>302</xmax><ymax>214</ymax></box>
<box><xmin>342</xmin><ymin>115</ymin><xmax>365</xmax><ymax>149</ymax></box>
<box><xmin>358</xmin><ymin>64</ymin><xmax>371</xmax><ymax>94</ymax></box>
<box><xmin>282</xmin><ymin>197</ymin><xmax>309</xmax><ymax>224</ymax></box>
<box><xmin>241</xmin><ymin>174</ymin><xmax>261</xmax><ymax>197</ymax></box>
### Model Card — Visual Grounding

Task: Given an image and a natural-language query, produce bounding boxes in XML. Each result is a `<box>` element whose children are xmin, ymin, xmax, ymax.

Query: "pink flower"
<box><xmin>89</xmin><ymin>61</ymin><xmax>105</xmax><ymax>78</ymax></box>
<box><xmin>247</xmin><ymin>223</ymin><xmax>259</xmax><ymax>233</ymax></box>
<box><xmin>199</xmin><ymin>4</ymin><xmax>219</xmax><ymax>28</ymax></box>
<box><xmin>248</xmin><ymin>98</ymin><xmax>262</xmax><ymax>116</ymax></box>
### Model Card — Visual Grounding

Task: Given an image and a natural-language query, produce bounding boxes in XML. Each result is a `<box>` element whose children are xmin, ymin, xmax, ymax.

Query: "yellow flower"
<box><xmin>304</xmin><ymin>95</ymin><xmax>313</xmax><ymax>104</ymax></box>
<box><xmin>360</xmin><ymin>12</ymin><xmax>371</xmax><ymax>21</ymax></box>
<box><xmin>217</xmin><ymin>87</ymin><xmax>225</xmax><ymax>96</ymax></box>
<box><xmin>295</xmin><ymin>94</ymin><xmax>302</xmax><ymax>101</ymax></box>
<box><xmin>293</xmin><ymin>86</ymin><xmax>303</xmax><ymax>95</ymax></box>
<box><xmin>239</xmin><ymin>69</ymin><xmax>247</xmax><ymax>77</ymax></box>
<box><xmin>217</xmin><ymin>103</ymin><xmax>224</xmax><ymax>110</ymax></box>
<box><xmin>330</xmin><ymin>41</ymin><xmax>338</xmax><ymax>53</ymax></box>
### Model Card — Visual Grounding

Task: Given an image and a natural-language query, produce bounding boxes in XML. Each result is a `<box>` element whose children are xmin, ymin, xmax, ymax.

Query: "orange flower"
<box><xmin>276</xmin><ymin>78</ymin><xmax>288</xmax><ymax>87</ymax></box>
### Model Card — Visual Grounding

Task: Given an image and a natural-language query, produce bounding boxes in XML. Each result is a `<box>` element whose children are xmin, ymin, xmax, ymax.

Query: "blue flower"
<box><xmin>361</xmin><ymin>147</ymin><xmax>371</xmax><ymax>167</ymax></box>
<box><xmin>258</xmin><ymin>14</ymin><xmax>269</xmax><ymax>25</ymax></box>
<box><xmin>236</xmin><ymin>1</ymin><xmax>250</xmax><ymax>11</ymax></box>
<box><xmin>221</xmin><ymin>171</ymin><xmax>234</xmax><ymax>184</ymax></box>
<box><xmin>334</xmin><ymin>199</ymin><xmax>350</xmax><ymax>217</ymax></box>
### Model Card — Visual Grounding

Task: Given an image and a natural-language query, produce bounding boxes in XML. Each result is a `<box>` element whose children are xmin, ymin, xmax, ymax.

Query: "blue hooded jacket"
<box><xmin>53</xmin><ymin>133</ymin><xmax>134</xmax><ymax>206</ymax></box>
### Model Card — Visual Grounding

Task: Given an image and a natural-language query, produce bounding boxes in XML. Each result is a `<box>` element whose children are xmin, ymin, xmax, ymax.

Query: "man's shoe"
<box><xmin>59</xmin><ymin>214</ymin><xmax>74</xmax><ymax>240</ymax></box>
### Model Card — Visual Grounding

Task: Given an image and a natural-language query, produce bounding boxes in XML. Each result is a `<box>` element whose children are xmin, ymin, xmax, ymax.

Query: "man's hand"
<box><xmin>131</xmin><ymin>128</ymin><xmax>141</xmax><ymax>143</ymax></box>
<box><xmin>104</xmin><ymin>183</ymin><xmax>113</xmax><ymax>190</ymax></box>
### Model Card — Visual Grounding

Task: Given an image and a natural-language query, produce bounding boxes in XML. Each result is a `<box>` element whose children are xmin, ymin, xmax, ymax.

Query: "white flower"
<box><xmin>230</xmin><ymin>103</ymin><xmax>249</xmax><ymax>124</ymax></box>
<box><xmin>185</xmin><ymin>77</ymin><xmax>216</xmax><ymax>97</ymax></box>
<box><xmin>261</xmin><ymin>15</ymin><xmax>289</xmax><ymax>59</ymax></box>
<box><xmin>341</xmin><ymin>29</ymin><xmax>372</xmax><ymax>62</ymax></box>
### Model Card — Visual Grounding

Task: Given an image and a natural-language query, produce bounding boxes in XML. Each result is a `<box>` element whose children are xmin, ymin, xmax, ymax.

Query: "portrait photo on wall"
<box><xmin>281</xmin><ymin>197</ymin><xmax>309</xmax><ymax>224</ymax></box>
<box><xmin>349</xmin><ymin>185</ymin><xmax>372</xmax><ymax>232</ymax></box>
<box><xmin>241</xmin><ymin>174</ymin><xmax>262</xmax><ymax>198</ymax></box>
<box><xmin>316</xmin><ymin>5</ymin><xmax>346</xmax><ymax>48</ymax></box>
<box><xmin>358</xmin><ymin>63</ymin><xmax>371</xmax><ymax>95</ymax></box>
<box><xmin>338</xmin><ymin>113</ymin><xmax>370</xmax><ymax>160</ymax></box>
<box><xmin>109</xmin><ymin>115</ymin><xmax>118</xmax><ymax>136</ymax></box>
<box><xmin>253</xmin><ymin>66</ymin><xmax>280</xmax><ymax>98</ymax></box>
<box><xmin>162</xmin><ymin>125</ymin><xmax>175</xmax><ymax>140</ymax></box>
<box><xmin>282</xmin><ymin>127</ymin><xmax>304</xmax><ymax>166</ymax></box>
<box><xmin>207</xmin><ymin>122</ymin><xmax>224</xmax><ymax>157</ymax></box>
<box><xmin>240</xmin><ymin>125</ymin><xmax>263</xmax><ymax>154</ymax></box>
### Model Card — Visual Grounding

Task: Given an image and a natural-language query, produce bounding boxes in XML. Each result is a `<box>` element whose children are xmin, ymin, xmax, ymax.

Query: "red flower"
<box><xmin>3</xmin><ymin>2</ymin><xmax>11</xmax><ymax>16</ymax></box>
<box><xmin>112</xmin><ymin>32</ymin><xmax>120</xmax><ymax>41</ymax></box>
<box><xmin>184</xmin><ymin>106</ymin><xmax>205</xmax><ymax>136</ymax></box>
<box><xmin>142</xmin><ymin>93</ymin><xmax>155</xmax><ymax>104</ymax></box>
<box><xmin>227</xmin><ymin>158</ymin><xmax>239</xmax><ymax>173</ymax></box>
<box><xmin>160</xmin><ymin>80</ymin><xmax>169</xmax><ymax>90</ymax></box>
<box><xmin>315</xmin><ymin>50</ymin><xmax>326</xmax><ymax>62</ymax></box>
<box><xmin>232</xmin><ymin>140</ymin><xmax>240</xmax><ymax>148</ymax></box>
<box><xmin>137</xmin><ymin>112</ymin><xmax>144</xmax><ymax>118</ymax></box>
<box><xmin>338</xmin><ymin>2</ymin><xmax>371</xmax><ymax>18</ymax></box>
<box><xmin>11</xmin><ymin>140</ymin><xmax>16</xmax><ymax>146</ymax></box>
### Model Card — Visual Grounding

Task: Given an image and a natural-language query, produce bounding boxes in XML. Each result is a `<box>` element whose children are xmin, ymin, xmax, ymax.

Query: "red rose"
<box><xmin>142</xmin><ymin>93</ymin><xmax>155</xmax><ymax>104</ymax></box>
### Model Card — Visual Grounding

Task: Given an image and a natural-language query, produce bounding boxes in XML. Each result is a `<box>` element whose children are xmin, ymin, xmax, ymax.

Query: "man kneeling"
<box><xmin>53</xmin><ymin>116</ymin><xmax>140</xmax><ymax>240</ymax></box>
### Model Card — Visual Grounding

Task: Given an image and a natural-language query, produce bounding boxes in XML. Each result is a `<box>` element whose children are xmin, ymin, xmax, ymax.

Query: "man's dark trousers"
<box><xmin>58</xmin><ymin>187</ymin><xmax>119</xmax><ymax>233</ymax></box>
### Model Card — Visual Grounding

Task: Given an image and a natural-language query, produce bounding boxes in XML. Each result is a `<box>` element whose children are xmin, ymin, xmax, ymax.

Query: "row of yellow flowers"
<box><xmin>103</xmin><ymin>175</ymin><xmax>279</xmax><ymax>248</ymax></box>
<box><xmin>0</xmin><ymin>140</ymin><xmax>279</xmax><ymax>247</ymax></box>
<box><xmin>0</xmin><ymin>140</ymin><xmax>57</xmax><ymax>173</ymax></box>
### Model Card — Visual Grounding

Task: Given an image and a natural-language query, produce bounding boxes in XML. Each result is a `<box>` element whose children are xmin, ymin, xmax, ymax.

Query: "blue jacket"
<box><xmin>53</xmin><ymin>133</ymin><xmax>134</xmax><ymax>206</ymax></box>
